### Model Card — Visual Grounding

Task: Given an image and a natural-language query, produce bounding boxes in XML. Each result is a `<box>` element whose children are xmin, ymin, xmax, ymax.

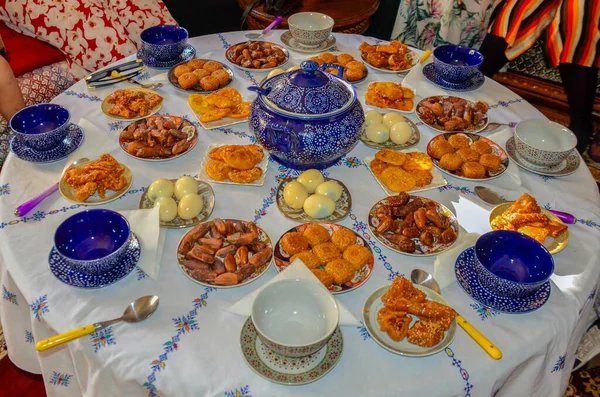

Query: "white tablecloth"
<box><xmin>1</xmin><ymin>31</ymin><xmax>600</xmax><ymax>397</ymax></box>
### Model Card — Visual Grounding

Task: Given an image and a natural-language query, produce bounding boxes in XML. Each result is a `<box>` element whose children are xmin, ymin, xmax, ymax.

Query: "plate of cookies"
<box><xmin>364</xmin><ymin>149</ymin><xmax>447</xmax><ymax>196</ymax></box>
<box><xmin>306</xmin><ymin>52</ymin><xmax>368</xmax><ymax>84</ymax></box>
<box><xmin>427</xmin><ymin>133</ymin><xmax>508</xmax><ymax>181</ymax></box>
<box><xmin>273</xmin><ymin>223</ymin><xmax>374</xmax><ymax>294</ymax></box>
<box><xmin>168</xmin><ymin>59</ymin><xmax>234</xmax><ymax>93</ymax></box>
<box><xmin>199</xmin><ymin>143</ymin><xmax>268</xmax><ymax>186</ymax></box>
<box><xmin>188</xmin><ymin>87</ymin><xmax>252</xmax><ymax>130</ymax></box>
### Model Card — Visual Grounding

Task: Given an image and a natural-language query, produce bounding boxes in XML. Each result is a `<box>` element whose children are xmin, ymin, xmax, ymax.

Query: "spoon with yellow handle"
<box><xmin>411</xmin><ymin>269</ymin><xmax>502</xmax><ymax>360</ymax></box>
<box><xmin>36</xmin><ymin>296</ymin><xmax>159</xmax><ymax>352</ymax></box>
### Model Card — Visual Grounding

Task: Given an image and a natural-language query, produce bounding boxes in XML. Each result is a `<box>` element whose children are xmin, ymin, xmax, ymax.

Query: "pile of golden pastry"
<box><xmin>280</xmin><ymin>223</ymin><xmax>372</xmax><ymax>288</ymax></box>
<box><xmin>64</xmin><ymin>154</ymin><xmax>128</xmax><ymax>202</ymax></box>
<box><xmin>205</xmin><ymin>144</ymin><xmax>264</xmax><ymax>184</ymax></box>
<box><xmin>188</xmin><ymin>88</ymin><xmax>251</xmax><ymax>123</ymax></box>
<box><xmin>308</xmin><ymin>52</ymin><xmax>367</xmax><ymax>82</ymax></box>
<box><xmin>359</xmin><ymin>40</ymin><xmax>414</xmax><ymax>71</ymax></box>
<box><xmin>105</xmin><ymin>89</ymin><xmax>163</xmax><ymax>119</ymax></box>
<box><xmin>370</xmin><ymin>149</ymin><xmax>433</xmax><ymax>192</ymax></box>
<box><xmin>429</xmin><ymin>134</ymin><xmax>501</xmax><ymax>179</ymax></box>
<box><xmin>172</xmin><ymin>59</ymin><xmax>231</xmax><ymax>91</ymax></box>
<box><xmin>365</xmin><ymin>82</ymin><xmax>414</xmax><ymax>111</ymax></box>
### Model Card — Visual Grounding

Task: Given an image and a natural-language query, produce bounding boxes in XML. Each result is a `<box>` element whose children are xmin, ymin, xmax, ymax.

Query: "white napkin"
<box><xmin>147</xmin><ymin>72</ymin><xmax>168</xmax><ymax>82</ymax></box>
<box><xmin>433</xmin><ymin>232</ymin><xmax>480</xmax><ymax>290</ymax></box>
<box><xmin>67</xmin><ymin>118</ymin><xmax>120</xmax><ymax>165</ymax></box>
<box><xmin>402</xmin><ymin>58</ymin><xmax>447</xmax><ymax>98</ymax></box>
<box><xmin>451</xmin><ymin>195</ymin><xmax>496</xmax><ymax>235</ymax></box>
<box><xmin>118</xmin><ymin>207</ymin><xmax>165</xmax><ymax>280</ymax></box>
<box><xmin>226</xmin><ymin>259</ymin><xmax>360</xmax><ymax>326</ymax></box>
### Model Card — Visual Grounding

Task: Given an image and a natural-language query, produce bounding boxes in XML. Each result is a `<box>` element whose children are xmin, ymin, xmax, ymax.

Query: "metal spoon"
<box><xmin>36</xmin><ymin>295</ymin><xmax>159</xmax><ymax>352</ymax></box>
<box><xmin>474</xmin><ymin>186</ymin><xmax>575</xmax><ymax>224</ymax></box>
<box><xmin>245</xmin><ymin>16</ymin><xmax>283</xmax><ymax>40</ymax></box>
<box><xmin>480</xmin><ymin>121</ymin><xmax>517</xmax><ymax>133</ymax></box>
<box><xmin>411</xmin><ymin>269</ymin><xmax>502</xmax><ymax>360</ymax></box>
<box><xmin>14</xmin><ymin>157</ymin><xmax>89</xmax><ymax>217</ymax></box>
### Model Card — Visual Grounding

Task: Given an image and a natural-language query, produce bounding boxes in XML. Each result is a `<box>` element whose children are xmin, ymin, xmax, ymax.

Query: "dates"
<box><xmin>227</xmin><ymin>41</ymin><xmax>287</xmax><ymax>69</ymax></box>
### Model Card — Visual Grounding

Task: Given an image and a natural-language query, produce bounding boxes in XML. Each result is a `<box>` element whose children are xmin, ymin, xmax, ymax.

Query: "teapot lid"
<box><xmin>260</xmin><ymin>60</ymin><xmax>355</xmax><ymax>118</ymax></box>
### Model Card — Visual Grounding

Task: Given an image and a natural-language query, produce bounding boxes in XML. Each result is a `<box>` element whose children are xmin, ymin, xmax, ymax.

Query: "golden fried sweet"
<box><xmin>218</xmin><ymin>87</ymin><xmax>243</xmax><ymax>105</ymax></box>
<box><xmin>311</xmin><ymin>269</ymin><xmax>334</xmax><ymax>288</ymax></box>
<box><xmin>290</xmin><ymin>250</ymin><xmax>323</xmax><ymax>269</ymax></box>
<box><xmin>370</xmin><ymin>158</ymin><xmax>391</xmax><ymax>177</ymax></box>
<box><xmin>447</xmin><ymin>134</ymin><xmax>470</xmax><ymax>150</ymax></box>
<box><xmin>456</xmin><ymin>147</ymin><xmax>480</xmax><ymax>163</ymax></box>
<box><xmin>401</xmin><ymin>87</ymin><xmax>415</xmax><ymax>99</ymax></box>
<box><xmin>324</xmin><ymin>258</ymin><xmax>356</xmax><ymax>285</ymax></box>
<box><xmin>403</xmin><ymin>152</ymin><xmax>433</xmax><ymax>171</ymax></box>
<box><xmin>178</xmin><ymin>72</ymin><xmax>199</xmax><ymax>90</ymax></box>
<box><xmin>366</xmin><ymin>52</ymin><xmax>389</xmax><ymax>68</ymax></box>
<box><xmin>200</xmin><ymin>108</ymin><xmax>230</xmax><ymax>123</ymax></box>
<box><xmin>345</xmin><ymin>68</ymin><xmax>364</xmax><ymax>81</ymax></box>
<box><xmin>303</xmin><ymin>223</ymin><xmax>331</xmax><ymax>247</ymax></box>
<box><xmin>312</xmin><ymin>242</ymin><xmax>342</xmax><ymax>264</ymax></box>
<box><xmin>105</xmin><ymin>89</ymin><xmax>163</xmax><ymax>119</ymax></box>
<box><xmin>375</xmin><ymin>149</ymin><xmax>407</xmax><ymax>166</ymax></box>
<box><xmin>223</xmin><ymin>147</ymin><xmax>256</xmax><ymax>170</ymax></box>
<box><xmin>409</xmin><ymin>170</ymin><xmax>433</xmax><ymax>187</ymax></box>
<box><xmin>319</xmin><ymin>52</ymin><xmax>337</xmax><ymax>63</ymax></box>
<box><xmin>229</xmin><ymin>102</ymin><xmax>251</xmax><ymax>119</ymax></box>
<box><xmin>479</xmin><ymin>153</ymin><xmax>501</xmax><ymax>172</ymax></box>
<box><xmin>246</xmin><ymin>144</ymin><xmax>264</xmax><ymax>163</ymax></box>
<box><xmin>378</xmin><ymin>307</ymin><xmax>412</xmax><ymax>341</ymax></box>
<box><xmin>337</xmin><ymin>53</ymin><xmax>354</xmax><ymax>65</ymax></box>
<box><xmin>370</xmin><ymin>82</ymin><xmax>404</xmax><ymax>101</ymax></box>
<box><xmin>471</xmin><ymin>139</ymin><xmax>493</xmax><ymax>155</ymax></box>
<box><xmin>205</xmin><ymin>159</ymin><xmax>231</xmax><ymax>181</ymax></box>
<box><xmin>228</xmin><ymin>167</ymin><xmax>262</xmax><ymax>183</ymax></box>
<box><xmin>342</xmin><ymin>244</ymin><xmax>372</xmax><ymax>271</ymax></box>
<box><xmin>206</xmin><ymin>92</ymin><xmax>234</xmax><ymax>108</ymax></box>
<box><xmin>461</xmin><ymin>161</ymin><xmax>486</xmax><ymax>179</ymax></box>
<box><xmin>200</xmin><ymin>76</ymin><xmax>220</xmax><ymax>91</ymax></box>
<box><xmin>380</xmin><ymin>167</ymin><xmax>416</xmax><ymax>192</ymax></box>
<box><xmin>192</xmin><ymin>69</ymin><xmax>211</xmax><ymax>80</ymax></box>
<box><xmin>212</xmin><ymin>69</ymin><xmax>231</xmax><ymax>85</ymax></box>
<box><xmin>174</xmin><ymin>64</ymin><xmax>192</xmax><ymax>78</ymax></box>
<box><xmin>359</xmin><ymin>42</ymin><xmax>376</xmax><ymax>54</ymax></box>
<box><xmin>330</xmin><ymin>227</ymin><xmax>356</xmax><ymax>251</ymax></box>
<box><xmin>203</xmin><ymin>60</ymin><xmax>223</xmax><ymax>72</ymax></box>
<box><xmin>187</xmin><ymin>59</ymin><xmax>206</xmax><ymax>70</ymax></box>
<box><xmin>439</xmin><ymin>153</ymin><xmax>463</xmax><ymax>171</ymax></box>
<box><xmin>280</xmin><ymin>232</ymin><xmax>310</xmax><ymax>256</ymax></box>
<box><xmin>208</xmin><ymin>145</ymin><xmax>231</xmax><ymax>160</ymax></box>
<box><xmin>407</xmin><ymin>320</ymin><xmax>444</xmax><ymax>347</ymax></box>
<box><xmin>345</xmin><ymin>60</ymin><xmax>365</xmax><ymax>71</ymax></box>
<box><xmin>430</xmin><ymin>139</ymin><xmax>455</xmax><ymax>159</ymax></box>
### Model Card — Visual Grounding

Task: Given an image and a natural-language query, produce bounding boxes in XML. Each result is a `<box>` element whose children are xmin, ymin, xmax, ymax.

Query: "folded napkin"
<box><xmin>118</xmin><ymin>207</ymin><xmax>165</xmax><ymax>280</ymax></box>
<box><xmin>433</xmin><ymin>232</ymin><xmax>480</xmax><ymax>290</ymax></box>
<box><xmin>402</xmin><ymin>58</ymin><xmax>448</xmax><ymax>99</ymax></box>
<box><xmin>66</xmin><ymin>118</ymin><xmax>120</xmax><ymax>165</ymax></box>
<box><xmin>226</xmin><ymin>259</ymin><xmax>360</xmax><ymax>326</ymax></box>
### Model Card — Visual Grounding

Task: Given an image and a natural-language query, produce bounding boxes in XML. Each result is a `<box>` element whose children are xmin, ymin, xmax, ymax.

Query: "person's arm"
<box><xmin>0</xmin><ymin>56</ymin><xmax>25</xmax><ymax>120</ymax></box>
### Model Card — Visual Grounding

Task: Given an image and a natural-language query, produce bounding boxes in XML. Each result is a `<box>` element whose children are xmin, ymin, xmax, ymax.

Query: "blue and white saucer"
<box><xmin>10</xmin><ymin>123</ymin><xmax>84</xmax><ymax>163</ymax></box>
<box><xmin>49</xmin><ymin>234</ymin><xmax>140</xmax><ymax>289</ymax></box>
<box><xmin>455</xmin><ymin>247</ymin><xmax>551</xmax><ymax>313</ymax></box>
<box><xmin>138</xmin><ymin>44</ymin><xmax>196</xmax><ymax>69</ymax></box>
<box><xmin>422</xmin><ymin>63</ymin><xmax>485</xmax><ymax>92</ymax></box>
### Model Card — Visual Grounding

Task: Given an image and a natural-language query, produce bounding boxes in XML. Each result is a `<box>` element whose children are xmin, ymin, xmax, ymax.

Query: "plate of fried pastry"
<box><xmin>427</xmin><ymin>133</ymin><xmax>509</xmax><ymax>181</ymax></box>
<box><xmin>168</xmin><ymin>59</ymin><xmax>233</xmax><ymax>93</ymax></box>
<box><xmin>363</xmin><ymin>276</ymin><xmax>457</xmax><ymax>356</ymax></box>
<box><xmin>188</xmin><ymin>87</ymin><xmax>252</xmax><ymax>130</ymax></box>
<box><xmin>490</xmin><ymin>193</ymin><xmax>569</xmax><ymax>254</ymax></box>
<box><xmin>273</xmin><ymin>223</ymin><xmax>374</xmax><ymax>294</ymax></box>
<box><xmin>59</xmin><ymin>154</ymin><xmax>132</xmax><ymax>204</ymax></box>
<box><xmin>364</xmin><ymin>149</ymin><xmax>447</xmax><ymax>195</ymax></box>
<box><xmin>101</xmin><ymin>88</ymin><xmax>163</xmax><ymax>121</ymax></box>
<box><xmin>359</xmin><ymin>41</ymin><xmax>418</xmax><ymax>73</ymax></box>
<box><xmin>365</xmin><ymin>82</ymin><xmax>415</xmax><ymax>113</ymax></box>
<box><xmin>416</xmin><ymin>96</ymin><xmax>489</xmax><ymax>133</ymax></box>
<box><xmin>199</xmin><ymin>143</ymin><xmax>268</xmax><ymax>186</ymax></box>
<box><xmin>307</xmin><ymin>52</ymin><xmax>368</xmax><ymax>83</ymax></box>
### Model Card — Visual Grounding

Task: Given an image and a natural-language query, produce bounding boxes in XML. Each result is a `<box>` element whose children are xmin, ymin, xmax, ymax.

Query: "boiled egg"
<box><xmin>174</xmin><ymin>176</ymin><xmax>198</xmax><ymax>200</ymax></box>
<box><xmin>365</xmin><ymin>110</ymin><xmax>383</xmax><ymax>126</ymax></box>
<box><xmin>366</xmin><ymin>123</ymin><xmax>390</xmax><ymax>143</ymax></box>
<box><xmin>390</xmin><ymin>121</ymin><xmax>413</xmax><ymax>144</ymax></box>
<box><xmin>148</xmin><ymin>178</ymin><xmax>174</xmax><ymax>201</ymax></box>
<box><xmin>287</xmin><ymin>65</ymin><xmax>301</xmax><ymax>72</ymax></box>
<box><xmin>154</xmin><ymin>197</ymin><xmax>178</xmax><ymax>222</ymax></box>
<box><xmin>283</xmin><ymin>181</ymin><xmax>309</xmax><ymax>209</ymax></box>
<box><xmin>315</xmin><ymin>180</ymin><xmax>343</xmax><ymax>201</ymax></box>
<box><xmin>303</xmin><ymin>195</ymin><xmax>336</xmax><ymax>219</ymax></box>
<box><xmin>178</xmin><ymin>193</ymin><xmax>204</xmax><ymax>220</ymax></box>
<box><xmin>383</xmin><ymin>112</ymin><xmax>406</xmax><ymax>128</ymax></box>
<box><xmin>267</xmin><ymin>68</ymin><xmax>286</xmax><ymax>79</ymax></box>
<box><xmin>297</xmin><ymin>169</ymin><xmax>325</xmax><ymax>194</ymax></box>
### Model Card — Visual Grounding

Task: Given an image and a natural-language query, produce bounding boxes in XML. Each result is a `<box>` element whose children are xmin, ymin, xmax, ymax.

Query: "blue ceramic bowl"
<box><xmin>140</xmin><ymin>25</ymin><xmax>188</xmax><ymax>62</ymax></box>
<box><xmin>54</xmin><ymin>209</ymin><xmax>131</xmax><ymax>275</ymax></box>
<box><xmin>474</xmin><ymin>230</ymin><xmax>554</xmax><ymax>298</ymax></box>
<box><xmin>10</xmin><ymin>104</ymin><xmax>70</xmax><ymax>151</ymax></box>
<box><xmin>433</xmin><ymin>45</ymin><xmax>483</xmax><ymax>83</ymax></box>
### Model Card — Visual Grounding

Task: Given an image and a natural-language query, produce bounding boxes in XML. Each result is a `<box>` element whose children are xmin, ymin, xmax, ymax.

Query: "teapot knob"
<box><xmin>301</xmin><ymin>60</ymin><xmax>319</xmax><ymax>74</ymax></box>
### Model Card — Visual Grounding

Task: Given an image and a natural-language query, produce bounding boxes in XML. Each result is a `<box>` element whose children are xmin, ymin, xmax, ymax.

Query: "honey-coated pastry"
<box><xmin>439</xmin><ymin>153</ymin><xmax>463</xmax><ymax>171</ymax></box>
<box><xmin>366</xmin><ymin>52</ymin><xmax>388</xmax><ymax>68</ymax></box>
<box><xmin>187</xmin><ymin>59</ymin><xmax>206</xmax><ymax>70</ymax></box>
<box><xmin>447</xmin><ymin>134</ymin><xmax>470</xmax><ymax>150</ymax></box>
<box><xmin>407</xmin><ymin>320</ymin><xmax>444</xmax><ymax>347</ymax></box>
<box><xmin>218</xmin><ymin>87</ymin><xmax>243</xmax><ymax>105</ymax></box>
<box><xmin>380</xmin><ymin>167</ymin><xmax>416</xmax><ymax>192</ymax></box>
<box><xmin>456</xmin><ymin>147</ymin><xmax>480</xmax><ymax>163</ymax></box>
<box><xmin>303</xmin><ymin>223</ymin><xmax>331</xmax><ymax>247</ymax></box>
<box><xmin>359</xmin><ymin>42</ymin><xmax>376</xmax><ymax>54</ymax></box>
<box><xmin>319</xmin><ymin>52</ymin><xmax>337</xmax><ymax>63</ymax></box>
<box><xmin>375</xmin><ymin>149</ymin><xmax>407</xmax><ymax>166</ymax></box>
<box><xmin>280</xmin><ymin>232</ymin><xmax>310</xmax><ymax>255</ymax></box>
<box><xmin>479</xmin><ymin>153</ymin><xmax>501</xmax><ymax>172</ymax></box>
<box><xmin>342</xmin><ymin>244</ymin><xmax>372</xmax><ymax>271</ymax></box>
<box><xmin>409</xmin><ymin>169</ymin><xmax>433</xmax><ymax>187</ymax></box>
<box><xmin>402</xmin><ymin>152</ymin><xmax>433</xmax><ymax>171</ymax></box>
<box><xmin>312</xmin><ymin>242</ymin><xmax>342</xmax><ymax>264</ymax></box>
<box><xmin>228</xmin><ymin>167</ymin><xmax>262</xmax><ymax>183</ymax></box>
<box><xmin>430</xmin><ymin>138</ymin><xmax>455</xmax><ymax>159</ymax></box>
<box><xmin>471</xmin><ymin>139</ymin><xmax>493</xmax><ymax>154</ymax></box>
<box><xmin>330</xmin><ymin>227</ymin><xmax>357</xmax><ymax>251</ymax></box>
<box><xmin>245</xmin><ymin>144</ymin><xmax>264</xmax><ymax>163</ymax></box>
<box><xmin>228</xmin><ymin>102</ymin><xmax>252</xmax><ymax>119</ymax></box>
<box><xmin>212</xmin><ymin>69</ymin><xmax>231</xmax><ymax>85</ymax></box>
<box><xmin>192</xmin><ymin>69</ymin><xmax>211</xmax><ymax>80</ymax></box>
<box><xmin>378</xmin><ymin>307</ymin><xmax>412</xmax><ymax>342</ymax></box>
<box><xmin>324</xmin><ymin>258</ymin><xmax>356</xmax><ymax>285</ymax></box>
<box><xmin>208</xmin><ymin>145</ymin><xmax>229</xmax><ymax>160</ymax></box>
<box><xmin>200</xmin><ymin>76</ymin><xmax>220</xmax><ymax>91</ymax></box>
<box><xmin>311</xmin><ymin>269</ymin><xmax>335</xmax><ymax>288</ymax></box>
<box><xmin>203</xmin><ymin>60</ymin><xmax>223</xmax><ymax>72</ymax></box>
<box><xmin>223</xmin><ymin>147</ymin><xmax>257</xmax><ymax>170</ymax></box>
<box><xmin>336</xmin><ymin>53</ymin><xmax>355</xmax><ymax>65</ymax></box>
<box><xmin>290</xmin><ymin>250</ymin><xmax>323</xmax><ymax>268</ymax></box>
<box><xmin>173</xmin><ymin>64</ymin><xmax>192</xmax><ymax>78</ymax></box>
<box><xmin>345</xmin><ymin>60</ymin><xmax>366</xmax><ymax>71</ymax></box>
<box><xmin>460</xmin><ymin>162</ymin><xmax>486</xmax><ymax>179</ymax></box>
<box><xmin>370</xmin><ymin>158</ymin><xmax>391</xmax><ymax>177</ymax></box>
<box><xmin>200</xmin><ymin>108</ymin><xmax>230</xmax><ymax>123</ymax></box>
<box><xmin>205</xmin><ymin>159</ymin><xmax>231</xmax><ymax>181</ymax></box>
<box><xmin>178</xmin><ymin>72</ymin><xmax>199</xmax><ymax>90</ymax></box>
<box><xmin>345</xmin><ymin>68</ymin><xmax>364</xmax><ymax>81</ymax></box>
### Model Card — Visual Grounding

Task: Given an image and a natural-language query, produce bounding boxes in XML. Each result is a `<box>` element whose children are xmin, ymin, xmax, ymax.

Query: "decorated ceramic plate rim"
<box><xmin>176</xmin><ymin>219</ymin><xmax>273</xmax><ymax>289</ymax></box>
<box><xmin>9</xmin><ymin>123</ymin><xmax>85</xmax><ymax>164</ymax></box>
<box><xmin>167</xmin><ymin>59</ymin><xmax>234</xmax><ymax>93</ymax></box>
<box><xmin>300</xmin><ymin>51</ymin><xmax>369</xmax><ymax>84</ymax></box>
<box><xmin>426</xmin><ymin>132</ymin><xmax>509</xmax><ymax>181</ymax></box>
<box><xmin>360</xmin><ymin>117</ymin><xmax>420</xmax><ymax>150</ymax></box>
<box><xmin>198</xmin><ymin>143</ymin><xmax>269</xmax><ymax>186</ymax></box>
<box><xmin>225</xmin><ymin>41</ymin><xmax>290</xmax><ymax>73</ymax></box>
<box><xmin>187</xmin><ymin>94</ymin><xmax>251</xmax><ymax>130</ymax></box>
<box><xmin>280</xmin><ymin>31</ymin><xmax>337</xmax><ymax>54</ymax></box>
<box><xmin>275</xmin><ymin>177</ymin><xmax>352</xmax><ymax>223</ymax></box>
<box><xmin>138</xmin><ymin>44</ymin><xmax>196</xmax><ymax>69</ymax></box>
<box><xmin>101</xmin><ymin>88</ymin><xmax>163</xmax><ymax>122</ymax></box>
<box><xmin>505</xmin><ymin>137</ymin><xmax>580</xmax><ymax>177</ymax></box>
<box><xmin>363</xmin><ymin>153</ymin><xmax>448</xmax><ymax>196</ymax></box>
<box><xmin>415</xmin><ymin>96</ymin><xmax>489</xmax><ymax>133</ymax></box>
<box><xmin>240</xmin><ymin>316</ymin><xmax>343</xmax><ymax>385</ymax></box>
<box><xmin>422</xmin><ymin>63</ymin><xmax>485</xmax><ymax>92</ymax></box>
<box><xmin>368</xmin><ymin>196</ymin><xmax>460</xmax><ymax>256</ymax></box>
<box><xmin>489</xmin><ymin>202</ymin><xmax>569</xmax><ymax>254</ymax></box>
<box><xmin>455</xmin><ymin>247</ymin><xmax>551</xmax><ymax>313</ymax></box>
<box><xmin>119</xmin><ymin>116</ymin><xmax>198</xmax><ymax>161</ymax></box>
<box><xmin>360</xmin><ymin>47</ymin><xmax>418</xmax><ymax>73</ymax></box>
<box><xmin>58</xmin><ymin>159</ymin><xmax>133</xmax><ymax>205</ymax></box>
<box><xmin>139</xmin><ymin>178</ymin><xmax>215</xmax><ymax>229</ymax></box>
<box><xmin>273</xmin><ymin>222</ymin><xmax>375</xmax><ymax>294</ymax></box>
<box><xmin>362</xmin><ymin>283</ymin><xmax>457</xmax><ymax>356</ymax></box>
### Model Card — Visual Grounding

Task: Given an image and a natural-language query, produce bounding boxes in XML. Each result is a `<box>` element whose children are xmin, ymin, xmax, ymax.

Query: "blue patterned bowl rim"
<box><xmin>433</xmin><ymin>44</ymin><xmax>483</xmax><ymax>68</ymax></box>
<box><xmin>10</xmin><ymin>103</ymin><xmax>70</xmax><ymax>136</ymax></box>
<box><xmin>140</xmin><ymin>24</ymin><xmax>188</xmax><ymax>46</ymax></box>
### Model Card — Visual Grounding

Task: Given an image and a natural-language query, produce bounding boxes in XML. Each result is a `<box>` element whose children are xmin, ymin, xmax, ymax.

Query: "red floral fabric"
<box><xmin>0</xmin><ymin>0</ymin><xmax>176</xmax><ymax>75</ymax></box>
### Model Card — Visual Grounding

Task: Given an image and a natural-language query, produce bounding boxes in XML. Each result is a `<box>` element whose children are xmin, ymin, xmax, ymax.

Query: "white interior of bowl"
<box><xmin>515</xmin><ymin>119</ymin><xmax>577</xmax><ymax>152</ymax></box>
<box><xmin>252</xmin><ymin>278</ymin><xmax>339</xmax><ymax>346</ymax></box>
<box><xmin>288</xmin><ymin>12</ymin><xmax>334</xmax><ymax>31</ymax></box>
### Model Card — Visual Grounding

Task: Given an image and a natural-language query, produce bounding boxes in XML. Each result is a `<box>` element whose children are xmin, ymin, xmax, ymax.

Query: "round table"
<box><xmin>1</xmin><ymin>31</ymin><xmax>599</xmax><ymax>397</ymax></box>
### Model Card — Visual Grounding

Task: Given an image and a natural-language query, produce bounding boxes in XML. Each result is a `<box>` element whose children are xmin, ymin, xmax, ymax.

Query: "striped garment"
<box><xmin>488</xmin><ymin>0</ymin><xmax>600</xmax><ymax>67</ymax></box>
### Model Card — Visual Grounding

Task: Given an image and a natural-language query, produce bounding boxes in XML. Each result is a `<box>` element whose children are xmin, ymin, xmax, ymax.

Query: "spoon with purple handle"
<box><xmin>474</xmin><ymin>186</ymin><xmax>576</xmax><ymax>224</ymax></box>
<box><xmin>245</xmin><ymin>16</ymin><xmax>283</xmax><ymax>40</ymax></box>
<box><xmin>14</xmin><ymin>157</ymin><xmax>89</xmax><ymax>217</ymax></box>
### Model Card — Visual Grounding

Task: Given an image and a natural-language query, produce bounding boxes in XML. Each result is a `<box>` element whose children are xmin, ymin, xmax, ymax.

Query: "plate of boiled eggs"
<box><xmin>276</xmin><ymin>169</ymin><xmax>351</xmax><ymax>222</ymax></box>
<box><xmin>360</xmin><ymin>110</ymin><xmax>420</xmax><ymax>150</ymax></box>
<box><xmin>140</xmin><ymin>176</ymin><xmax>215</xmax><ymax>228</ymax></box>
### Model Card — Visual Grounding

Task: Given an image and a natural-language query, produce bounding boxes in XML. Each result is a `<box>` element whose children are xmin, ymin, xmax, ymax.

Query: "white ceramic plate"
<box><xmin>198</xmin><ymin>143</ymin><xmax>269</xmax><ymax>187</ymax></box>
<box><xmin>360</xmin><ymin>48</ymin><xmax>418</xmax><ymax>74</ymax></box>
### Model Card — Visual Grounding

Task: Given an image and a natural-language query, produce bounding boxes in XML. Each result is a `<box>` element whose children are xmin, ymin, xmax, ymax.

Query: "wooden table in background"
<box><xmin>238</xmin><ymin>0</ymin><xmax>379</xmax><ymax>34</ymax></box>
